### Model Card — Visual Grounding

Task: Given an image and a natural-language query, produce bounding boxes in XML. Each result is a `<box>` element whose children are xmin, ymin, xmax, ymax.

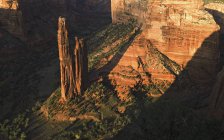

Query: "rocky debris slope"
<box><xmin>104</xmin><ymin>33</ymin><xmax>181</xmax><ymax>99</ymax></box>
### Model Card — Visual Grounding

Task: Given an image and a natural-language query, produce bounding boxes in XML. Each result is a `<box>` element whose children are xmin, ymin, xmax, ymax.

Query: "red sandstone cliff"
<box><xmin>109</xmin><ymin>0</ymin><xmax>221</xmax><ymax>105</ymax></box>
<box><xmin>111</xmin><ymin>0</ymin><xmax>220</xmax><ymax>85</ymax></box>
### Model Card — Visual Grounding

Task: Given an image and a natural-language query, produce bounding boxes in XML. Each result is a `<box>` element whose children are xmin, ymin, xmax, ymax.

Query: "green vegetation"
<box><xmin>0</xmin><ymin>114</ymin><xmax>29</xmax><ymax>140</ymax></box>
<box><xmin>45</xmin><ymin>82</ymin><xmax>134</xmax><ymax>140</ymax></box>
<box><xmin>204</xmin><ymin>0</ymin><xmax>224</xmax><ymax>3</ymax></box>
<box><xmin>87</xmin><ymin>19</ymin><xmax>138</xmax><ymax>71</ymax></box>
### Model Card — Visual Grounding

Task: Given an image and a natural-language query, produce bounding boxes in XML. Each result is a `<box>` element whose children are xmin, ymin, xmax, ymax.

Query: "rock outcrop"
<box><xmin>74</xmin><ymin>37</ymin><xmax>88</xmax><ymax>94</ymax></box>
<box><xmin>0</xmin><ymin>0</ymin><xmax>19</xmax><ymax>9</ymax></box>
<box><xmin>58</xmin><ymin>17</ymin><xmax>77</xmax><ymax>101</ymax></box>
<box><xmin>0</xmin><ymin>0</ymin><xmax>24</xmax><ymax>40</ymax></box>
<box><xmin>58</xmin><ymin>17</ymin><xmax>88</xmax><ymax>101</ymax></box>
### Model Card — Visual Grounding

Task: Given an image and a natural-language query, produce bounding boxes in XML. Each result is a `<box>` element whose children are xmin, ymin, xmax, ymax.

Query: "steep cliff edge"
<box><xmin>110</xmin><ymin>0</ymin><xmax>221</xmax><ymax>100</ymax></box>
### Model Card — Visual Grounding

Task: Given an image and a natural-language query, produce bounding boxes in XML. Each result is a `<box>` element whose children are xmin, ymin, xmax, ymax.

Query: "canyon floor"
<box><xmin>0</xmin><ymin>20</ymin><xmax>223</xmax><ymax>140</ymax></box>
<box><xmin>1</xmin><ymin>0</ymin><xmax>224</xmax><ymax>140</ymax></box>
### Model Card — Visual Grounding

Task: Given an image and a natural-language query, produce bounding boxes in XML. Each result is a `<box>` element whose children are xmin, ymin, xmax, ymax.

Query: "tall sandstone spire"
<box><xmin>57</xmin><ymin>17</ymin><xmax>88</xmax><ymax>101</ymax></box>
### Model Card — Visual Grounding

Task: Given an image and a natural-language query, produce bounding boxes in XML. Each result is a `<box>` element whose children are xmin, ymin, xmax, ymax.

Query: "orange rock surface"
<box><xmin>107</xmin><ymin>0</ymin><xmax>222</xmax><ymax>98</ymax></box>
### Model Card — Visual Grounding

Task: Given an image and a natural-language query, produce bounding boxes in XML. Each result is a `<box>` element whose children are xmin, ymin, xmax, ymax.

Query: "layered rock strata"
<box><xmin>146</xmin><ymin>0</ymin><xmax>219</xmax><ymax>67</ymax></box>
<box><xmin>58</xmin><ymin>17</ymin><xmax>88</xmax><ymax>101</ymax></box>
<box><xmin>103</xmin><ymin>32</ymin><xmax>180</xmax><ymax>98</ymax></box>
<box><xmin>111</xmin><ymin>0</ymin><xmax>220</xmax><ymax>85</ymax></box>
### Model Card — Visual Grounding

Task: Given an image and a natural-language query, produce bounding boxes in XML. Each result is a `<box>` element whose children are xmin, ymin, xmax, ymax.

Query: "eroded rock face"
<box><xmin>58</xmin><ymin>17</ymin><xmax>88</xmax><ymax>101</ymax></box>
<box><xmin>109</xmin><ymin>0</ymin><xmax>222</xmax><ymax>104</ymax></box>
<box><xmin>112</xmin><ymin>0</ymin><xmax>221</xmax><ymax>85</ymax></box>
<box><xmin>104</xmin><ymin>30</ymin><xmax>180</xmax><ymax>98</ymax></box>
<box><xmin>146</xmin><ymin>0</ymin><xmax>220</xmax><ymax>84</ymax></box>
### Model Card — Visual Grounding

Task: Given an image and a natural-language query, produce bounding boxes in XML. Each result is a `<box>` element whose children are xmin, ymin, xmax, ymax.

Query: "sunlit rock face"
<box><xmin>107</xmin><ymin>32</ymin><xmax>179</xmax><ymax>97</ymax></box>
<box><xmin>57</xmin><ymin>17</ymin><xmax>88</xmax><ymax>101</ymax></box>
<box><xmin>146</xmin><ymin>0</ymin><xmax>221</xmax><ymax>84</ymax></box>
<box><xmin>0</xmin><ymin>0</ymin><xmax>24</xmax><ymax>40</ymax></box>
<box><xmin>111</xmin><ymin>0</ymin><xmax>221</xmax><ymax>85</ymax></box>
<box><xmin>0</xmin><ymin>0</ymin><xmax>19</xmax><ymax>10</ymax></box>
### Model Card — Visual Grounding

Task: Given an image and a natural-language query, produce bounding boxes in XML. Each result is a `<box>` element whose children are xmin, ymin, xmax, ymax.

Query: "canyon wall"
<box><xmin>109</xmin><ymin>0</ymin><xmax>222</xmax><ymax>105</ymax></box>
<box><xmin>0</xmin><ymin>0</ymin><xmax>24</xmax><ymax>39</ymax></box>
<box><xmin>0</xmin><ymin>0</ymin><xmax>111</xmax><ymax>45</ymax></box>
<box><xmin>146</xmin><ymin>0</ymin><xmax>220</xmax><ymax>84</ymax></box>
<box><xmin>111</xmin><ymin>0</ymin><xmax>221</xmax><ymax>85</ymax></box>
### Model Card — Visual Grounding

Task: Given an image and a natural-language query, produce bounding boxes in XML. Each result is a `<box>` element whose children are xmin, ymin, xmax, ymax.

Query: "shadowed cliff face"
<box><xmin>204</xmin><ymin>3</ymin><xmax>224</xmax><ymax>119</ymax></box>
<box><xmin>17</xmin><ymin>0</ymin><xmax>111</xmax><ymax>45</ymax></box>
<box><xmin>0</xmin><ymin>0</ymin><xmax>111</xmax><ymax>120</ymax></box>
